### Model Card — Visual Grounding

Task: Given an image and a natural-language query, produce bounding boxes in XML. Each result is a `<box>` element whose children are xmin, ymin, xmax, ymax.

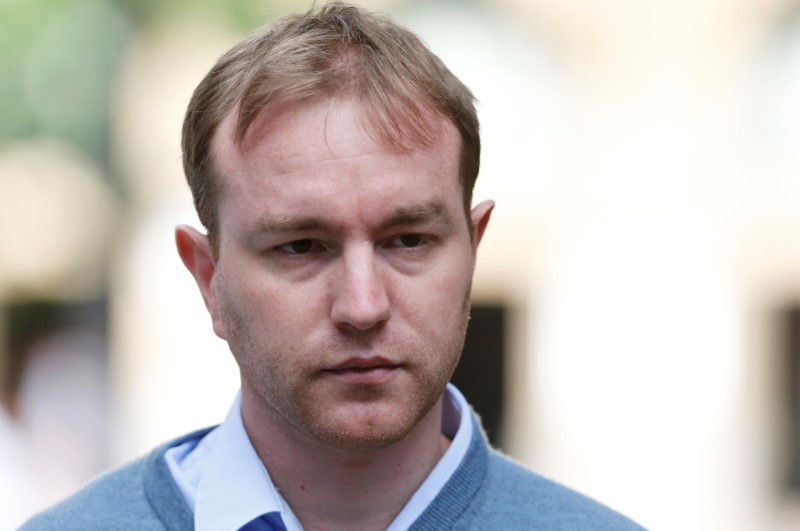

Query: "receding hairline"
<box><xmin>182</xmin><ymin>2</ymin><xmax>482</xmax><ymax>253</ymax></box>
<box><xmin>229</xmin><ymin>87</ymin><xmax>451</xmax><ymax>154</ymax></box>
<box><xmin>206</xmin><ymin>94</ymin><xmax>472</xmax><ymax>246</ymax></box>
<box><xmin>209</xmin><ymin>92</ymin><xmax>457</xmax><ymax>186</ymax></box>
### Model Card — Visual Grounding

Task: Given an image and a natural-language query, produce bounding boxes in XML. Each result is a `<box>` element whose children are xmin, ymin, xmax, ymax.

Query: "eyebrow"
<box><xmin>246</xmin><ymin>200</ymin><xmax>456</xmax><ymax>240</ymax></box>
<box><xmin>377</xmin><ymin>201</ymin><xmax>455</xmax><ymax>232</ymax></box>
<box><xmin>249</xmin><ymin>214</ymin><xmax>326</xmax><ymax>235</ymax></box>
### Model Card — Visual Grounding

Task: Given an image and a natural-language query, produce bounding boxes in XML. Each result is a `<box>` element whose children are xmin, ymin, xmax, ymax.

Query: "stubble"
<box><xmin>216</xmin><ymin>275</ymin><xmax>473</xmax><ymax>450</ymax></box>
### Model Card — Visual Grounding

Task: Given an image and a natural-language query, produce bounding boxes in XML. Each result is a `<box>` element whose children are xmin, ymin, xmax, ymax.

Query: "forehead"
<box><xmin>213</xmin><ymin>95</ymin><xmax>458</xmax><ymax>168</ymax></box>
<box><xmin>210</xmin><ymin>97</ymin><xmax>463</xmax><ymax>218</ymax></box>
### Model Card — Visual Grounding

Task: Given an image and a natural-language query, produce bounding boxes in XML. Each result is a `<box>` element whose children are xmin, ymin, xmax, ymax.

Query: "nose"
<box><xmin>330</xmin><ymin>245</ymin><xmax>391</xmax><ymax>331</ymax></box>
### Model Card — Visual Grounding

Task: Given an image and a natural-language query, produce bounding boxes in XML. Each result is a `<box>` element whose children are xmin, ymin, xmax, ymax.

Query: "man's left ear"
<box><xmin>469</xmin><ymin>199</ymin><xmax>494</xmax><ymax>252</ymax></box>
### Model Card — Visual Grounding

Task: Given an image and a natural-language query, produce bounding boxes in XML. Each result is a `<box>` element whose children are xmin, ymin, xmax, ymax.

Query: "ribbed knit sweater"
<box><xmin>21</xmin><ymin>416</ymin><xmax>644</xmax><ymax>530</ymax></box>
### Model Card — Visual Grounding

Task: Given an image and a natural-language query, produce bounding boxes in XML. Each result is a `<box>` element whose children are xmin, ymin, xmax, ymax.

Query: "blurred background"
<box><xmin>2</xmin><ymin>0</ymin><xmax>800</xmax><ymax>528</ymax></box>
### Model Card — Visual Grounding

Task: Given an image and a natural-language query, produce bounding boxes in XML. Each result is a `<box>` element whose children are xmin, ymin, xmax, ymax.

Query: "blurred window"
<box><xmin>452</xmin><ymin>304</ymin><xmax>507</xmax><ymax>449</ymax></box>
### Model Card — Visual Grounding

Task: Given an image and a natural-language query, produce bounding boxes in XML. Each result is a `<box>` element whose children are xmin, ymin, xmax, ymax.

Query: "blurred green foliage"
<box><xmin>114</xmin><ymin>0</ymin><xmax>285</xmax><ymax>29</ymax></box>
<box><xmin>1</xmin><ymin>0</ymin><xmax>131</xmax><ymax>169</ymax></box>
<box><xmin>0</xmin><ymin>0</ymin><xmax>289</xmax><ymax>183</ymax></box>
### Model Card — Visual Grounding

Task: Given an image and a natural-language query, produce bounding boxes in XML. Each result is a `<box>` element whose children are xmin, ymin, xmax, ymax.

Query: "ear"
<box><xmin>469</xmin><ymin>199</ymin><xmax>494</xmax><ymax>253</ymax></box>
<box><xmin>175</xmin><ymin>225</ymin><xmax>226</xmax><ymax>340</ymax></box>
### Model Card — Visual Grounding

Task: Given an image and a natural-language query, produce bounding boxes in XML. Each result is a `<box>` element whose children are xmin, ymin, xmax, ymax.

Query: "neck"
<box><xmin>241</xmin><ymin>387</ymin><xmax>451</xmax><ymax>531</ymax></box>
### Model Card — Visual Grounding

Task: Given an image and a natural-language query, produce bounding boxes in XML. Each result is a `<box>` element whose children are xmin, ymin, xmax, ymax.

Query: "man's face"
<box><xmin>189</xmin><ymin>96</ymin><xmax>491</xmax><ymax>449</ymax></box>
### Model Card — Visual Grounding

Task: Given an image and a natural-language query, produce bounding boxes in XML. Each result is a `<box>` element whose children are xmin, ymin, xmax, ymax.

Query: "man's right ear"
<box><xmin>175</xmin><ymin>225</ymin><xmax>225</xmax><ymax>339</ymax></box>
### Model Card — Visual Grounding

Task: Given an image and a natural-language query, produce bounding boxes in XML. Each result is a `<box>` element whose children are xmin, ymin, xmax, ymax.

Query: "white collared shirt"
<box><xmin>164</xmin><ymin>383</ymin><xmax>473</xmax><ymax>531</ymax></box>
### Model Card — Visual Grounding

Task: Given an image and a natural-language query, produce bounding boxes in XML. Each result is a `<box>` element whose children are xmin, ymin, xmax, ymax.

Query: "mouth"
<box><xmin>324</xmin><ymin>357</ymin><xmax>401</xmax><ymax>385</ymax></box>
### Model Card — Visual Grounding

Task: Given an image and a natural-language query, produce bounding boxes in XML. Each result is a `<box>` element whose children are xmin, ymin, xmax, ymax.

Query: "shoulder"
<box><xmin>20</xmin><ymin>456</ymin><xmax>159</xmax><ymax>531</ymax></box>
<box><xmin>19</xmin><ymin>429</ymin><xmax>211</xmax><ymax>531</ymax></box>
<box><xmin>415</xmin><ymin>412</ymin><xmax>644</xmax><ymax>530</ymax></box>
<box><xmin>465</xmin><ymin>449</ymin><xmax>645</xmax><ymax>530</ymax></box>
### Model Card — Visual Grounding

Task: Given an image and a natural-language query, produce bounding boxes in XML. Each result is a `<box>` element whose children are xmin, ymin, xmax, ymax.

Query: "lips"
<box><xmin>325</xmin><ymin>357</ymin><xmax>400</xmax><ymax>385</ymax></box>
<box><xmin>328</xmin><ymin>356</ymin><xmax>397</xmax><ymax>370</ymax></box>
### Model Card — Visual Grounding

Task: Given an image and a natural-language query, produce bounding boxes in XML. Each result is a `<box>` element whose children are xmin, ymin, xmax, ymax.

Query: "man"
<box><xmin>23</xmin><ymin>3</ymin><xmax>643</xmax><ymax>529</ymax></box>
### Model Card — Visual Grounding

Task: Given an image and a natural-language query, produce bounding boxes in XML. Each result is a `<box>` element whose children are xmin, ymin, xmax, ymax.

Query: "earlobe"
<box><xmin>469</xmin><ymin>200</ymin><xmax>495</xmax><ymax>251</ymax></box>
<box><xmin>175</xmin><ymin>225</ymin><xmax>225</xmax><ymax>339</ymax></box>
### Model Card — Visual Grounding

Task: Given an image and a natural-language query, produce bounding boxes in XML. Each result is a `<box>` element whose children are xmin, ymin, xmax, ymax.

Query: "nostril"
<box><xmin>331</xmin><ymin>284</ymin><xmax>390</xmax><ymax>330</ymax></box>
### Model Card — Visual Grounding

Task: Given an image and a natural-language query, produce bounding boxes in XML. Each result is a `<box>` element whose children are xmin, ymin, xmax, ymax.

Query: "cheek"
<box><xmin>221</xmin><ymin>266</ymin><xmax>330</xmax><ymax>340</ymax></box>
<box><xmin>398</xmin><ymin>265</ymin><xmax>472</xmax><ymax>326</ymax></box>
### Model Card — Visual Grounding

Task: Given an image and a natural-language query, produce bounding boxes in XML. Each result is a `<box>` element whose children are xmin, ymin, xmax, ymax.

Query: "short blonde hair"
<box><xmin>182</xmin><ymin>1</ymin><xmax>480</xmax><ymax>249</ymax></box>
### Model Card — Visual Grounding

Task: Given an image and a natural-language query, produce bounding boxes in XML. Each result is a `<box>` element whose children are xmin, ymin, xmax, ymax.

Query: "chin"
<box><xmin>301</xmin><ymin>400</ymin><xmax>435</xmax><ymax>451</ymax></box>
<box><xmin>312</xmin><ymin>426</ymin><xmax>410</xmax><ymax>450</ymax></box>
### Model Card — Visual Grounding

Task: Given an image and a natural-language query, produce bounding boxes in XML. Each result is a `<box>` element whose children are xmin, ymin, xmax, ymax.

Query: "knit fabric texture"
<box><xmin>21</xmin><ymin>418</ymin><xmax>644</xmax><ymax>530</ymax></box>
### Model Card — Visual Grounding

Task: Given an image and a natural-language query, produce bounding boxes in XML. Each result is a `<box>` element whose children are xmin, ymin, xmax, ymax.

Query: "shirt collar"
<box><xmin>191</xmin><ymin>384</ymin><xmax>471</xmax><ymax>531</ymax></box>
<box><xmin>194</xmin><ymin>392</ymin><xmax>303</xmax><ymax>531</ymax></box>
<box><xmin>386</xmin><ymin>383</ymin><xmax>473</xmax><ymax>530</ymax></box>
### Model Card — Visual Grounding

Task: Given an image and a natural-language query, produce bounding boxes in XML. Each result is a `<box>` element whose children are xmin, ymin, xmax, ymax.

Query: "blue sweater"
<box><xmin>21</xmin><ymin>418</ymin><xmax>644</xmax><ymax>530</ymax></box>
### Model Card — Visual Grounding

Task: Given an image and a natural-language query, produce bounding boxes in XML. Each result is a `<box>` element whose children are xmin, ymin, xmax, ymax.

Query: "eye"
<box><xmin>389</xmin><ymin>234</ymin><xmax>425</xmax><ymax>248</ymax></box>
<box><xmin>278</xmin><ymin>239</ymin><xmax>321</xmax><ymax>255</ymax></box>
